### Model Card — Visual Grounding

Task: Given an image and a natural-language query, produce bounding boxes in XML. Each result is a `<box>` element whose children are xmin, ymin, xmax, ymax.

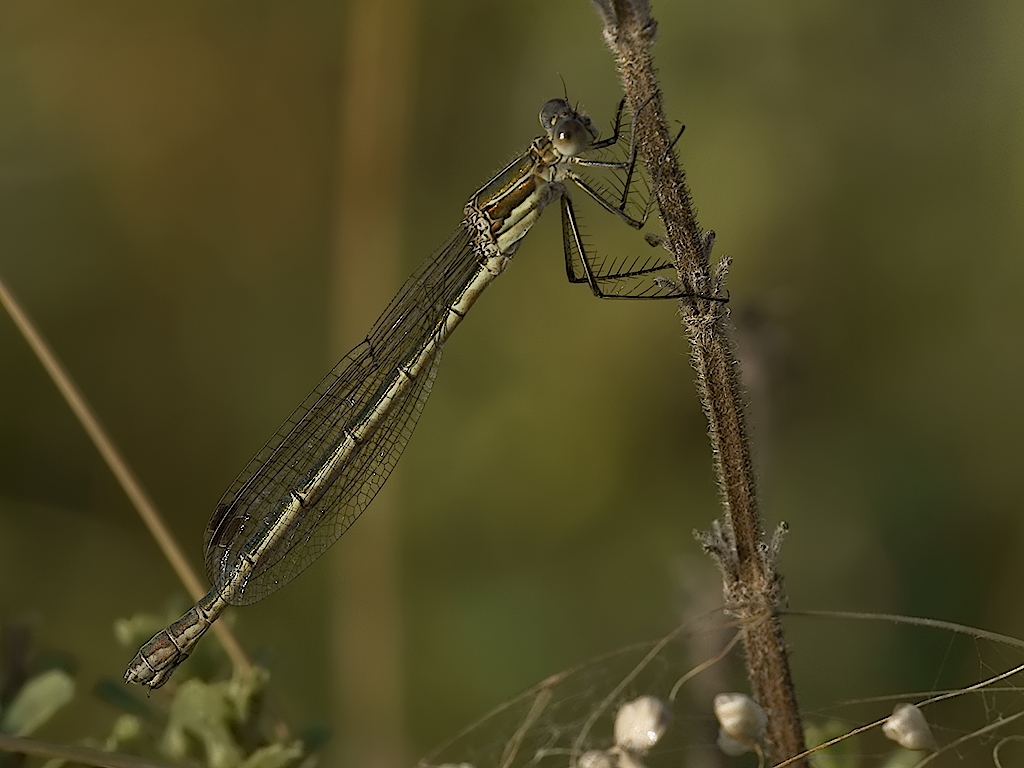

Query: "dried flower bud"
<box><xmin>615</xmin><ymin>751</ymin><xmax>647</xmax><ymax>768</ymax></box>
<box><xmin>717</xmin><ymin>729</ymin><xmax>753</xmax><ymax>757</ymax></box>
<box><xmin>577</xmin><ymin>750</ymin><xmax>615</xmax><ymax>768</ymax></box>
<box><xmin>882</xmin><ymin>703</ymin><xmax>937</xmax><ymax>752</ymax></box>
<box><xmin>714</xmin><ymin>693</ymin><xmax>767</xmax><ymax>749</ymax></box>
<box><xmin>613</xmin><ymin>696</ymin><xmax>671</xmax><ymax>754</ymax></box>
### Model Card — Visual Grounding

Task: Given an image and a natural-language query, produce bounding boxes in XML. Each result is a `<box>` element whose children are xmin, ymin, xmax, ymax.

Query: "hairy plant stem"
<box><xmin>590</xmin><ymin>1</ymin><xmax>806</xmax><ymax>763</ymax></box>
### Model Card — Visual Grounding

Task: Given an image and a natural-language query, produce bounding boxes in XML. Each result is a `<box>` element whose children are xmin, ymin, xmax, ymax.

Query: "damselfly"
<box><xmin>126</xmin><ymin>97</ymin><xmax>714</xmax><ymax>688</ymax></box>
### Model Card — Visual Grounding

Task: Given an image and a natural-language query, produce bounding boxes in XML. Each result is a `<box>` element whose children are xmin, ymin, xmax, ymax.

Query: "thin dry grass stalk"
<box><xmin>0</xmin><ymin>273</ymin><xmax>251</xmax><ymax>679</ymax></box>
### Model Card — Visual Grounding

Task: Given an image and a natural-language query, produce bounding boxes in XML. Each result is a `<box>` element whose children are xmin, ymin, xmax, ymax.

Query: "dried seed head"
<box><xmin>717</xmin><ymin>729</ymin><xmax>754</xmax><ymax>757</ymax></box>
<box><xmin>882</xmin><ymin>703</ymin><xmax>937</xmax><ymax>752</ymax></box>
<box><xmin>577</xmin><ymin>750</ymin><xmax>615</xmax><ymax>768</ymax></box>
<box><xmin>713</xmin><ymin>692</ymin><xmax>767</xmax><ymax>750</ymax></box>
<box><xmin>615</xmin><ymin>751</ymin><xmax>648</xmax><ymax>768</ymax></box>
<box><xmin>613</xmin><ymin>696</ymin><xmax>671</xmax><ymax>754</ymax></box>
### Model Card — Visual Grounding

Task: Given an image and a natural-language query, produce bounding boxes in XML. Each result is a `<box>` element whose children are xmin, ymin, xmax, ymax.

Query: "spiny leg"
<box><xmin>561</xmin><ymin>193</ymin><xmax>669</xmax><ymax>299</ymax></box>
<box><xmin>560</xmin><ymin>193</ymin><xmax>728</xmax><ymax>301</ymax></box>
<box><xmin>574</xmin><ymin>97</ymin><xmax>646</xmax><ymax>215</ymax></box>
<box><xmin>565</xmin><ymin>169</ymin><xmax>650</xmax><ymax>229</ymax></box>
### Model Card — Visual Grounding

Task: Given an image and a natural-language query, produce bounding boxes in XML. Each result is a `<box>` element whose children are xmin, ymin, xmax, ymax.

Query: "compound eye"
<box><xmin>539</xmin><ymin>98</ymin><xmax>572</xmax><ymax>129</ymax></box>
<box><xmin>551</xmin><ymin>117</ymin><xmax>591</xmax><ymax>156</ymax></box>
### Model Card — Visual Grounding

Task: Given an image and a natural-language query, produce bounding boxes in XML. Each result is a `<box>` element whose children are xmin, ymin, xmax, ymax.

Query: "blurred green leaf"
<box><xmin>879</xmin><ymin>747</ymin><xmax>928</xmax><ymax>768</ymax></box>
<box><xmin>0</xmin><ymin>668</ymin><xmax>75</xmax><ymax>736</ymax></box>
<box><xmin>105</xmin><ymin>713</ymin><xmax>143</xmax><ymax>750</ymax></box>
<box><xmin>806</xmin><ymin>719</ymin><xmax>859</xmax><ymax>768</ymax></box>
<box><xmin>114</xmin><ymin>614</ymin><xmax>170</xmax><ymax>650</ymax></box>
<box><xmin>158</xmin><ymin>668</ymin><xmax>288</xmax><ymax>768</ymax></box>
<box><xmin>239</xmin><ymin>740</ymin><xmax>304</xmax><ymax>768</ymax></box>
<box><xmin>162</xmin><ymin>678</ymin><xmax>244</xmax><ymax>768</ymax></box>
<box><xmin>92</xmin><ymin>677</ymin><xmax>160</xmax><ymax>722</ymax></box>
<box><xmin>223</xmin><ymin>666</ymin><xmax>269</xmax><ymax>724</ymax></box>
<box><xmin>295</xmin><ymin>723</ymin><xmax>331</xmax><ymax>753</ymax></box>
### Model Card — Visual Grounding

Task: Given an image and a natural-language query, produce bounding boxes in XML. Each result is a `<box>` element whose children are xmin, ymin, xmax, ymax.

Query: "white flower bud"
<box><xmin>577</xmin><ymin>750</ymin><xmax>615</xmax><ymax>768</ymax></box>
<box><xmin>613</xmin><ymin>696</ymin><xmax>671</xmax><ymax>754</ymax></box>
<box><xmin>714</xmin><ymin>693</ymin><xmax>767</xmax><ymax>748</ymax></box>
<box><xmin>717</xmin><ymin>729</ymin><xmax>754</xmax><ymax>757</ymax></box>
<box><xmin>615</xmin><ymin>751</ymin><xmax>647</xmax><ymax>768</ymax></box>
<box><xmin>882</xmin><ymin>703</ymin><xmax>937</xmax><ymax>752</ymax></box>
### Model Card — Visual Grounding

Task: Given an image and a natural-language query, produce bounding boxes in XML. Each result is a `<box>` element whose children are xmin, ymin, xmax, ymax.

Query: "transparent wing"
<box><xmin>204</xmin><ymin>223</ymin><xmax>480</xmax><ymax>605</ymax></box>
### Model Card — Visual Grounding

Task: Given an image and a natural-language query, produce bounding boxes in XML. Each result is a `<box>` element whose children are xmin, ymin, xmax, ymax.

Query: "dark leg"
<box><xmin>565</xmin><ymin>169</ymin><xmax>649</xmax><ymax>229</ymax></box>
<box><xmin>561</xmin><ymin>193</ymin><xmax>729</xmax><ymax>301</ymax></box>
<box><xmin>561</xmin><ymin>194</ymin><xmax>602</xmax><ymax>295</ymax></box>
<box><xmin>587</xmin><ymin>98</ymin><xmax>627</xmax><ymax>151</ymax></box>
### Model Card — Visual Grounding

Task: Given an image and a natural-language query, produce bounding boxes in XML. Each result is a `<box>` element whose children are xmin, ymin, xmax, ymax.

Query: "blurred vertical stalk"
<box><xmin>589</xmin><ymin>1</ymin><xmax>806</xmax><ymax>764</ymax></box>
<box><xmin>329</xmin><ymin>0</ymin><xmax>418</xmax><ymax>765</ymax></box>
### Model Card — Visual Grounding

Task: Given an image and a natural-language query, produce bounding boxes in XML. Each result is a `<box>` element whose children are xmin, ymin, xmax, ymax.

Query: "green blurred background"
<box><xmin>1</xmin><ymin>0</ymin><xmax>1022</xmax><ymax>764</ymax></box>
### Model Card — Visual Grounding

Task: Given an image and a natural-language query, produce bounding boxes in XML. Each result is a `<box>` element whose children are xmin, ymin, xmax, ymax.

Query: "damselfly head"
<box><xmin>540</xmin><ymin>98</ymin><xmax>573</xmax><ymax>129</ymax></box>
<box><xmin>539</xmin><ymin>98</ymin><xmax>597</xmax><ymax>158</ymax></box>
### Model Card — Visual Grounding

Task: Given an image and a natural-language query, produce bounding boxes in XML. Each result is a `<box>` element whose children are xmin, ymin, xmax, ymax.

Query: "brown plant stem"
<box><xmin>589</xmin><ymin>1</ymin><xmax>805</xmax><ymax>763</ymax></box>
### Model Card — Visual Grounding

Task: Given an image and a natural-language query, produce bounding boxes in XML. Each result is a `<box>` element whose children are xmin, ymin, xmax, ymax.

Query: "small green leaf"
<box><xmin>105</xmin><ymin>714</ymin><xmax>143</xmax><ymax>750</ymax></box>
<box><xmin>92</xmin><ymin>677</ymin><xmax>158</xmax><ymax>721</ymax></box>
<box><xmin>224</xmin><ymin>666</ymin><xmax>270</xmax><ymax>723</ymax></box>
<box><xmin>161</xmin><ymin>678</ymin><xmax>243</xmax><ymax>768</ymax></box>
<box><xmin>0</xmin><ymin>669</ymin><xmax>76</xmax><ymax>736</ymax></box>
<box><xmin>114</xmin><ymin>614</ymin><xmax>166</xmax><ymax>648</ymax></box>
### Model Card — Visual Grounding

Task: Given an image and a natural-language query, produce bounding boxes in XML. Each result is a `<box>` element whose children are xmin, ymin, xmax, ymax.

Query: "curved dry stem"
<box><xmin>668</xmin><ymin>628</ymin><xmax>743</xmax><ymax>702</ymax></box>
<box><xmin>993</xmin><ymin>734</ymin><xmax>1024</xmax><ymax>768</ymax></box>
<box><xmin>917</xmin><ymin>711</ymin><xmax>1024</xmax><ymax>768</ymax></box>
